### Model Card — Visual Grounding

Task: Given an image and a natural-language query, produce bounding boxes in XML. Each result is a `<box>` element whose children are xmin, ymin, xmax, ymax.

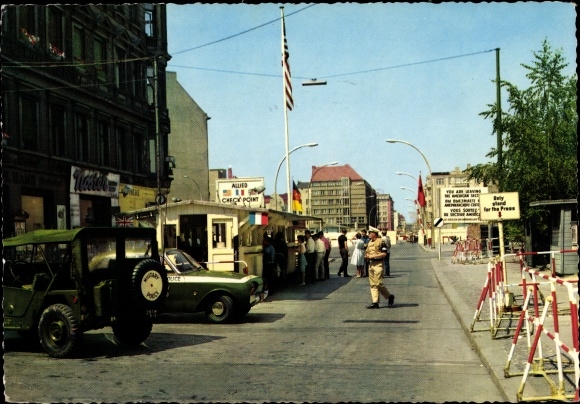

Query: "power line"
<box><xmin>170</xmin><ymin>4</ymin><xmax>317</xmax><ymax>56</ymax></box>
<box><xmin>167</xmin><ymin>49</ymin><xmax>497</xmax><ymax>80</ymax></box>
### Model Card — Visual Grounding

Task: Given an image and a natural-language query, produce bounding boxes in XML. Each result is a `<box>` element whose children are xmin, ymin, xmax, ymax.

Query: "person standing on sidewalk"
<box><xmin>361</xmin><ymin>229</ymin><xmax>370</xmax><ymax>277</ymax></box>
<box><xmin>364</xmin><ymin>229</ymin><xmax>394</xmax><ymax>309</ymax></box>
<box><xmin>381</xmin><ymin>230</ymin><xmax>391</xmax><ymax>277</ymax></box>
<box><xmin>313</xmin><ymin>232</ymin><xmax>326</xmax><ymax>281</ymax></box>
<box><xmin>296</xmin><ymin>235</ymin><xmax>307</xmax><ymax>286</ymax></box>
<box><xmin>304</xmin><ymin>230</ymin><xmax>316</xmax><ymax>283</ymax></box>
<box><xmin>337</xmin><ymin>229</ymin><xmax>351</xmax><ymax>277</ymax></box>
<box><xmin>262</xmin><ymin>235</ymin><xmax>276</xmax><ymax>298</ymax></box>
<box><xmin>350</xmin><ymin>233</ymin><xmax>365</xmax><ymax>277</ymax></box>
<box><xmin>319</xmin><ymin>231</ymin><xmax>331</xmax><ymax>279</ymax></box>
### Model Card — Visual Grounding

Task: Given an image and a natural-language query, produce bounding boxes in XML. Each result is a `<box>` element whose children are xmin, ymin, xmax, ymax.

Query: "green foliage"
<box><xmin>468</xmin><ymin>39</ymin><xmax>577</xmax><ymax>237</ymax></box>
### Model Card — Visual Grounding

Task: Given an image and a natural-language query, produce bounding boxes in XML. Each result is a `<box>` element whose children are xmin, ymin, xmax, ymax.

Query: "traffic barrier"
<box><xmin>452</xmin><ymin>238</ymin><xmax>485</xmax><ymax>264</ymax></box>
<box><xmin>501</xmin><ymin>251</ymin><xmax>579</xmax><ymax>402</ymax></box>
<box><xmin>470</xmin><ymin>257</ymin><xmax>522</xmax><ymax>337</ymax></box>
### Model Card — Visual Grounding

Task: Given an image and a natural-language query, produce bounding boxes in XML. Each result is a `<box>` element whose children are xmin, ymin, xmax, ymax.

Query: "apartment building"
<box><xmin>2</xmin><ymin>4</ymin><xmax>172</xmax><ymax>235</ymax></box>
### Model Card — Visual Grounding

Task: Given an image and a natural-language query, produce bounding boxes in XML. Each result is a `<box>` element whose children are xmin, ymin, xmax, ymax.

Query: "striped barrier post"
<box><xmin>502</xmin><ymin>251</ymin><xmax>580</xmax><ymax>401</ymax></box>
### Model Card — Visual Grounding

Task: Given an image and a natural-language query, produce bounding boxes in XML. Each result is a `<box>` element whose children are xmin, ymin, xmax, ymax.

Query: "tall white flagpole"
<box><xmin>281</xmin><ymin>6</ymin><xmax>291</xmax><ymax>212</ymax></box>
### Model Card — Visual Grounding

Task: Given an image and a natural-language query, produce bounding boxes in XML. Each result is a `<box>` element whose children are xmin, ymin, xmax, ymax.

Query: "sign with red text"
<box><xmin>479</xmin><ymin>192</ymin><xmax>520</xmax><ymax>221</ymax></box>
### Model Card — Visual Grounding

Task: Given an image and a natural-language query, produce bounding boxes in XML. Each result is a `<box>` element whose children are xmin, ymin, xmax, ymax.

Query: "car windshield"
<box><xmin>164</xmin><ymin>250</ymin><xmax>203</xmax><ymax>274</ymax></box>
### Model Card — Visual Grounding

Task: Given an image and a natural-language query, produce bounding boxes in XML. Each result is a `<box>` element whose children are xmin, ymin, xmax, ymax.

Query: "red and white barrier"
<box><xmin>501</xmin><ymin>251</ymin><xmax>579</xmax><ymax>402</ymax></box>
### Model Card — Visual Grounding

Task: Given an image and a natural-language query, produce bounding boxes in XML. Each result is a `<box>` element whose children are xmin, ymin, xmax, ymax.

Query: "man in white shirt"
<box><xmin>313</xmin><ymin>233</ymin><xmax>326</xmax><ymax>281</ymax></box>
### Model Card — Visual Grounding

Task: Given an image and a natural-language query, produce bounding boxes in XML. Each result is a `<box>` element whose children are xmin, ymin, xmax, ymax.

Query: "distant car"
<box><xmin>161</xmin><ymin>249</ymin><xmax>264</xmax><ymax>323</ymax></box>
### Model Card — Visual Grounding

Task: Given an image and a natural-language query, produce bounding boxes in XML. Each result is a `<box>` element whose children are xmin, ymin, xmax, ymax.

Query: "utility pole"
<box><xmin>495</xmin><ymin>48</ymin><xmax>503</xmax><ymax>191</ymax></box>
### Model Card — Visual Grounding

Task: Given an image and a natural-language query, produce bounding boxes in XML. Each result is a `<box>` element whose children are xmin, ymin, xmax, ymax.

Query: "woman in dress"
<box><xmin>297</xmin><ymin>235</ymin><xmax>307</xmax><ymax>285</ymax></box>
<box><xmin>350</xmin><ymin>233</ymin><xmax>365</xmax><ymax>277</ymax></box>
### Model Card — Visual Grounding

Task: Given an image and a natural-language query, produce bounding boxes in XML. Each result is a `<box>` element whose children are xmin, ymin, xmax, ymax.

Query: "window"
<box><xmin>94</xmin><ymin>37</ymin><xmax>106</xmax><ymax>82</ymax></box>
<box><xmin>96</xmin><ymin>120</ymin><xmax>110</xmax><ymax>166</ymax></box>
<box><xmin>49</xmin><ymin>104</ymin><xmax>66</xmax><ymax>157</ymax></box>
<box><xmin>117</xmin><ymin>127</ymin><xmax>128</xmax><ymax>170</ymax></box>
<box><xmin>144</xmin><ymin>5</ymin><xmax>154</xmax><ymax>37</ymax></box>
<box><xmin>47</xmin><ymin>7</ymin><xmax>64</xmax><ymax>59</ymax></box>
<box><xmin>115</xmin><ymin>47</ymin><xmax>127</xmax><ymax>91</ymax></box>
<box><xmin>18</xmin><ymin>6</ymin><xmax>39</xmax><ymax>47</ymax></box>
<box><xmin>436</xmin><ymin>178</ymin><xmax>445</xmax><ymax>186</ymax></box>
<box><xmin>134</xmin><ymin>131</ymin><xmax>148</xmax><ymax>174</ymax></box>
<box><xmin>75</xmin><ymin>113</ymin><xmax>90</xmax><ymax>161</ymax></box>
<box><xmin>20</xmin><ymin>96</ymin><xmax>39</xmax><ymax>151</ymax></box>
<box><xmin>72</xmin><ymin>24</ymin><xmax>85</xmax><ymax>67</ymax></box>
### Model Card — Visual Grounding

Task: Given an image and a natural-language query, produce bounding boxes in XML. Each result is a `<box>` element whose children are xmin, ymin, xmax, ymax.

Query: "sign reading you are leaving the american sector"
<box><xmin>440</xmin><ymin>187</ymin><xmax>488</xmax><ymax>223</ymax></box>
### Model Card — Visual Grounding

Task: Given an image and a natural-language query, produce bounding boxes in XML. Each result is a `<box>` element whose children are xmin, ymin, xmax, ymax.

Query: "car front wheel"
<box><xmin>206</xmin><ymin>295</ymin><xmax>234</xmax><ymax>323</ymax></box>
<box><xmin>38</xmin><ymin>304</ymin><xmax>82</xmax><ymax>358</ymax></box>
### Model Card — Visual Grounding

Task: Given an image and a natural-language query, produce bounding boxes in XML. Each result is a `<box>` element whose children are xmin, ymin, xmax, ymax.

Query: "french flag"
<box><xmin>249</xmin><ymin>212</ymin><xmax>268</xmax><ymax>225</ymax></box>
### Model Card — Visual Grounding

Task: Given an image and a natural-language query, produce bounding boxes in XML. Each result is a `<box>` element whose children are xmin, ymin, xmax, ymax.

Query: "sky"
<box><xmin>166</xmin><ymin>2</ymin><xmax>576</xmax><ymax>219</ymax></box>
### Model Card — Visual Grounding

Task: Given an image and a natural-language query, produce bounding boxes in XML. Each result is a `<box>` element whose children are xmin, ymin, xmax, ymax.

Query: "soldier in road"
<box><xmin>364</xmin><ymin>229</ymin><xmax>394</xmax><ymax>309</ymax></box>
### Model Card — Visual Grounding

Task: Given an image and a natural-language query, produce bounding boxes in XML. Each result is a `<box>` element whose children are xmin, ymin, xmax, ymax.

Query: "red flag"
<box><xmin>281</xmin><ymin>13</ymin><xmax>293</xmax><ymax>111</ymax></box>
<box><xmin>417</xmin><ymin>175</ymin><xmax>426</xmax><ymax>208</ymax></box>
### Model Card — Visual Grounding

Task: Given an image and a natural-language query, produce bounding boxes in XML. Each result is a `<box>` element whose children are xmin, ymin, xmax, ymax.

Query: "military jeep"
<box><xmin>3</xmin><ymin>227</ymin><xmax>169</xmax><ymax>358</ymax></box>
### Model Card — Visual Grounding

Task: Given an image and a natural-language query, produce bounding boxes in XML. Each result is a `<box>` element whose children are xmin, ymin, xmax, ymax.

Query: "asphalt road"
<box><xmin>3</xmin><ymin>242</ymin><xmax>505</xmax><ymax>403</ymax></box>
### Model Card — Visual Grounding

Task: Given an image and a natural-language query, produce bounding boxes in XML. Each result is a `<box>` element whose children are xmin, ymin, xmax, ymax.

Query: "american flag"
<box><xmin>281</xmin><ymin>13</ymin><xmax>293</xmax><ymax>111</ymax></box>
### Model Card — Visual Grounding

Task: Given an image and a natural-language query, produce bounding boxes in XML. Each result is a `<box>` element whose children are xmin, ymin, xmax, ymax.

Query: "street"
<box><xmin>4</xmin><ymin>242</ymin><xmax>505</xmax><ymax>403</ymax></box>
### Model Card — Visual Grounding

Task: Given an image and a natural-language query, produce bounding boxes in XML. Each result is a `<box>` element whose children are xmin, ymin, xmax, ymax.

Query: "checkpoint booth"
<box><xmin>128</xmin><ymin>199</ymin><xmax>321</xmax><ymax>280</ymax></box>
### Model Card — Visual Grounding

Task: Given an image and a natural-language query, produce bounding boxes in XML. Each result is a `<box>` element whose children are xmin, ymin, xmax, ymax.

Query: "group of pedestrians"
<box><xmin>293</xmin><ymin>228</ymin><xmax>396</xmax><ymax>309</ymax></box>
<box><xmin>296</xmin><ymin>229</ymin><xmax>332</xmax><ymax>285</ymax></box>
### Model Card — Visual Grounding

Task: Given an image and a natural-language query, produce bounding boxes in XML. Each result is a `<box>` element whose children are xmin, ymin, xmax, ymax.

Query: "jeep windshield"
<box><xmin>163</xmin><ymin>249</ymin><xmax>204</xmax><ymax>274</ymax></box>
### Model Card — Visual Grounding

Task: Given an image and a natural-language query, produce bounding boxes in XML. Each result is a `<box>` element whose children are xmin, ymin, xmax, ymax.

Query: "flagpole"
<box><xmin>281</xmin><ymin>6</ymin><xmax>291</xmax><ymax>212</ymax></box>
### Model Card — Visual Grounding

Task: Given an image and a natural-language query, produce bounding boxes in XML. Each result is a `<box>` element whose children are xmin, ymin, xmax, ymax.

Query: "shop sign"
<box><xmin>70</xmin><ymin>166</ymin><xmax>120</xmax><ymax>197</ymax></box>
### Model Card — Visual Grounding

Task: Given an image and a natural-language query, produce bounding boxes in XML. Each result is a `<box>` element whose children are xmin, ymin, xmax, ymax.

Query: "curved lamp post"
<box><xmin>183</xmin><ymin>175</ymin><xmax>202</xmax><ymax>200</ymax></box>
<box><xmin>307</xmin><ymin>161</ymin><xmax>338</xmax><ymax>215</ymax></box>
<box><xmin>274</xmin><ymin>142</ymin><xmax>318</xmax><ymax>210</ymax></box>
<box><xmin>355</xmin><ymin>195</ymin><xmax>375</xmax><ymax>230</ymax></box>
<box><xmin>396</xmin><ymin>171</ymin><xmax>418</xmax><ymax>181</ymax></box>
<box><xmin>387</xmin><ymin>139</ymin><xmax>438</xmax><ymax>258</ymax></box>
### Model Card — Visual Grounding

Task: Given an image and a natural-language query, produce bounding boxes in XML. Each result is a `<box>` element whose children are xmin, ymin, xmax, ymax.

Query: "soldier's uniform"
<box><xmin>365</xmin><ymin>233</ymin><xmax>394</xmax><ymax>308</ymax></box>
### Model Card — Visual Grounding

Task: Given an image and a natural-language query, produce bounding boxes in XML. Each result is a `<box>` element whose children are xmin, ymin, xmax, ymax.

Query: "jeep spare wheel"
<box><xmin>130</xmin><ymin>259</ymin><xmax>168</xmax><ymax>310</ymax></box>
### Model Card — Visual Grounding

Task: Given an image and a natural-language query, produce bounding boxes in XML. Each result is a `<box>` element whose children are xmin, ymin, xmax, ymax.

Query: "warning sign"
<box><xmin>479</xmin><ymin>192</ymin><xmax>520</xmax><ymax>221</ymax></box>
<box><xmin>440</xmin><ymin>187</ymin><xmax>488</xmax><ymax>223</ymax></box>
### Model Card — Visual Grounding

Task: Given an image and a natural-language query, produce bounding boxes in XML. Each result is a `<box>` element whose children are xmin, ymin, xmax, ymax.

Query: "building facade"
<box><xmin>2</xmin><ymin>4</ymin><xmax>172</xmax><ymax>235</ymax></box>
<box><xmin>165</xmin><ymin>71</ymin><xmax>210</xmax><ymax>202</ymax></box>
<box><xmin>307</xmin><ymin>164</ymin><xmax>377</xmax><ymax>231</ymax></box>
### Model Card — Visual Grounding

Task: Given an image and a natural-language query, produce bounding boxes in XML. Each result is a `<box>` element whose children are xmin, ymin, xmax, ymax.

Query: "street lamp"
<box><xmin>368</xmin><ymin>204</ymin><xmax>380</xmax><ymax>229</ymax></box>
<box><xmin>387</xmin><ymin>139</ymin><xmax>438</xmax><ymax>258</ymax></box>
<box><xmin>274</xmin><ymin>142</ymin><xmax>318</xmax><ymax>210</ymax></box>
<box><xmin>183</xmin><ymin>175</ymin><xmax>202</xmax><ymax>200</ymax></box>
<box><xmin>307</xmin><ymin>162</ymin><xmax>338</xmax><ymax>215</ymax></box>
<box><xmin>355</xmin><ymin>195</ymin><xmax>375</xmax><ymax>230</ymax></box>
<box><xmin>396</xmin><ymin>171</ymin><xmax>418</xmax><ymax>181</ymax></box>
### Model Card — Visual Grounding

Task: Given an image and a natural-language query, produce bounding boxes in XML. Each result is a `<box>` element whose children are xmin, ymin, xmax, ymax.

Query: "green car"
<box><xmin>161</xmin><ymin>249</ymin><xmax>264</xmax><ymax>323</ymax></box>
<box><xmin>3</xmin><ymin>227</ymin><xmax>169</xmax><ymax>358</ymax></box>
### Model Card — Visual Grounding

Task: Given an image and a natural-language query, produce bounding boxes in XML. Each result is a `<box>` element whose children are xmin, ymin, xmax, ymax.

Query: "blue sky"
<box><xmin>166</xmin><ymin>2</ymin><xmax>576</xmax><ymax>219</ymax></box>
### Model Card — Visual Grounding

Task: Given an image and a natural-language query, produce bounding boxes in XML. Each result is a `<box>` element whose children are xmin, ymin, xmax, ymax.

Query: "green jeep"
<box><xmin>3</xmin><ymin>227</ymin><xmax>169</xmax><ymax>358</ymax></box>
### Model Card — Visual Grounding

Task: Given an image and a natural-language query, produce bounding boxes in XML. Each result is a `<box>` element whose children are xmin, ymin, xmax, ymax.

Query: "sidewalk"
<box><xmin>427</xmin><ymin>242</ymin><xmax>578</xmax><ymax>402</ymax></box>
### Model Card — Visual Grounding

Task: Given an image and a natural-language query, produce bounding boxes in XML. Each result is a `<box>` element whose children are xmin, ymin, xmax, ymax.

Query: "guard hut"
<box><xmin>128</xmin><ymin>199</ymin><xmax>321</xmax><ymax>281</ymax></box>
<box><xmin>528</xmin><ymin>199</ymin><xmax>578</xmax><ymax>275</ymax></box>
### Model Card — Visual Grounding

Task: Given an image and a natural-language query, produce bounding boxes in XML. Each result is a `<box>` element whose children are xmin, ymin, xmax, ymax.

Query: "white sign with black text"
<box><xmin>440</xmin><ymin>187</ymin><xmax>488</xmax><ymax>223</ymax></box>
<box><xmin>479</xmin><ymin>192</ymin><xmax>520</xmax><ymax>221</ymax></box>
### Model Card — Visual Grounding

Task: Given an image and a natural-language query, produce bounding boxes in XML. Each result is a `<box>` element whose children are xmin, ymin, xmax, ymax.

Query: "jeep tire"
<box><xmin>112</xmin><ymin>313</ymin><xmax>153</xmax><ymax>345</ymax></box>
<box><xmin>38</xmin><ymin>304</ymin><xmax>82</xmax><ymax>358</ymax></box>
<box><xmin>130</xmin><ymin>259</ymin><xmax>168</xmax><ymax>310</ymax></box>
<box><xmin>206</xmin><ymin>294</ymin><xmax>234</xmax><ymax>323</ymax></box>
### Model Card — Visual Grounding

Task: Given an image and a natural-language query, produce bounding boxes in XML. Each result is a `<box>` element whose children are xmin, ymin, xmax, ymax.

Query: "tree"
<box><xmin>468</xmin><ymin>39</ymin><xmax>577</xmax><ymax>241</ymax></box>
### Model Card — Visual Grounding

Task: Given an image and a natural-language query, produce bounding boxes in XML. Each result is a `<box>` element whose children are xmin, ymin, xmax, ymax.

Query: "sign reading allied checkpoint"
<box><xmin>440</xmin><ymin>187</ymin><xmax>488</xmax><ymax>223</ymax></box>
<box><xmin>479</xmin><ymin>192</ymin><xmax>520</xmax><ymax>221</ymax></box>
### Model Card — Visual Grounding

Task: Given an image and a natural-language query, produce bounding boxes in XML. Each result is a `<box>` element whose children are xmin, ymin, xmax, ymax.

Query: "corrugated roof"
<box><xmin>311</xmin><ymin>164</ymin><xmax>364</xmax><ymax>182</ymax></box>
